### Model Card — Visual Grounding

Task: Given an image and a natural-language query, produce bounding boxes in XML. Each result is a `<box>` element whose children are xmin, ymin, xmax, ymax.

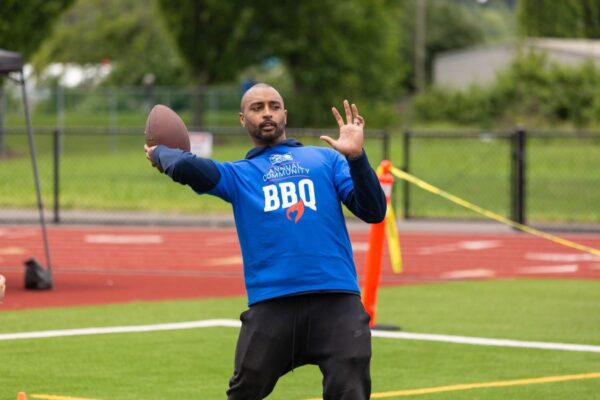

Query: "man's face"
<box><xmin>240</xmin><ymin>86</ymin><xmax>287</xmax><ymax>146</ymax></box>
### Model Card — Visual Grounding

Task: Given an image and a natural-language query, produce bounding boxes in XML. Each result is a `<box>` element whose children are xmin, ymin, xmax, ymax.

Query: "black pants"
<box><xmin>226</xmin><ymin>292</ymin><xmax>371</xmax><ymax>400</ymax></box>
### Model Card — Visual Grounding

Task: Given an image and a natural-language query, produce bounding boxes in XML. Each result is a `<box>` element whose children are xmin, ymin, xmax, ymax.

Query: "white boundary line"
<box><xmin>1</xmin><ymin>319</ymin><xmax>600</xmax><ymax>353</ymax></box>
<box><xmin>0</xmin><ymin>319</ymin><xmax>241</xmax><ymax>341</ymax></box>
<box><xmin>371</xmin><ymin>330</ymin><xmax>600</xmax><ymax>353</ymax></box>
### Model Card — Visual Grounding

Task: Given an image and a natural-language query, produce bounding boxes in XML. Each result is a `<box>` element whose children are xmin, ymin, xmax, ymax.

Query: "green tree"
<box><xmin>157</xmin><ymin>0</ymin><xmax>260</xmax><ymax>84</ymax></box>
<box><xmin>158</xmin><ymin>0</ymin><xmax>403</xmax><ymax>127</ymax></box>
<box><xmin>0</xmin><ymin>0</ymin><xmax>75</xmax><ymax>59</ymax></box>
<box><xmin>0</xmin><ymin>0</ymin><xmax>74</xmax><ymax>154</ymax></box>
<box><xmin>518</xmin><ymin>0</ymin><xmax>600</xmax><ymax>38</ymax></box>
<box><xmin>32</xmin><ymin>0</ymin><xmax>188</xmax><ymax>86</ymax></box>
<box><xmin>156</xmin><ymin>0</ymin><xmax>262</xmax><ymax>126</ymax></box>
<box><xmin>261</xmin><ymin>0</ymin><xmax>402</xmax><ymax>126</ymax></box>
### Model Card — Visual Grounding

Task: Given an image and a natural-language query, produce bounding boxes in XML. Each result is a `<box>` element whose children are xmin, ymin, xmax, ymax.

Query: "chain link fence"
<box><xmin>1</xmin><ymin>127</ymin><xmax>598</xmax><ymax>229</ymax></box>
<box><xmin>0</xmin><ymin>127</ymin><xmax>389</xmax><ymax>224</ymax></box>
<box><xmin>400</xmin><ymin>130</ymin><xmax>600</xmax><ymax>229</ymax></box>
<box><xmin>526</xmin><ymin>131</ymin><xmax>600</xmax><ymax>226</ymax></box>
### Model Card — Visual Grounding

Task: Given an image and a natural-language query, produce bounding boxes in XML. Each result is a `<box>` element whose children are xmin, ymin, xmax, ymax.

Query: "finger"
<box><xmin>144</xmin><ymin>146</ymin><xmax>157</xmax><ymax>163</ymax></box>
<box><xmin>351</xmin><ymin>103</ymin><xmax>360</xmax><ymax>123</ymax></box>
<box><xmin>331</xmin><ymin>107</ymin><xmax>344</xmax><ymax>128</ymax></box>
<box><xmin>144</xmin><ymin>145</ymin><xmax>152</xmax><ymax>159</ymax></box>
<box><xmin>320</xmin><ymin>135</ymin><xmax>337</xmax><ymax>148</ymax></box>
<box><xmin>356</xmin><ymin>115</ymin><xmax>365</xmax><ymax>125</ymax></box>
<box><xmin>343</xmin><ymin>99</ymin><xmax>352</xmax><ymax>124</ymax></box>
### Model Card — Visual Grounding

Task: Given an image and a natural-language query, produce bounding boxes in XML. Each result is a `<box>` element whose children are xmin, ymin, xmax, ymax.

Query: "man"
<box><xmin>144</xmin><ymin>83</ymin><xmax>386</xmax><ymax>399</ymax></box>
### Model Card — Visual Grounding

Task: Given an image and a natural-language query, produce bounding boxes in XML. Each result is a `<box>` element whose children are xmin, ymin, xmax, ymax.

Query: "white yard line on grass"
<box><xmin>2</xmin><ymin>319</ymin><xmax>600</xmax><ymax>353</ymax></box>
<box><xmin>0</xmin><ymin>319</ymin><xmax>241</xmax><ymax>341</ymax></box>
<box><xmin>371</xmin><ymin>330</ymin><xmax>600</xmax><ymax>353</ymax></box>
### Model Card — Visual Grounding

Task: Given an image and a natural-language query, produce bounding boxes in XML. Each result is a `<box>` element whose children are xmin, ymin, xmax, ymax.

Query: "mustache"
<box><xmin>259</xmin><ymin>120</ymin><xmax>278</xmax><ymax>129</ymax></box>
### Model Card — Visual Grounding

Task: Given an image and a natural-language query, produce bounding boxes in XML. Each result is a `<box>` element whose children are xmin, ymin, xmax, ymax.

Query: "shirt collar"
<box><xmin>245</xmin><ymin>138</ymin><xmax>304</xmax><ymax>159</ymax></box>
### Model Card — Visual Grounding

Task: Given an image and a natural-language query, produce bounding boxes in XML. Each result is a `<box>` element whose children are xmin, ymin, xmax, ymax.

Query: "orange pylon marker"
<box><xmin>361</xmin><ymin>160</ymin><xmax>394</xmax><ymax>327</ymax></box>
<box><xmin>17</xmin><ymin>392</ymin><xmax>27</xmax><ymax>400</ymax></box>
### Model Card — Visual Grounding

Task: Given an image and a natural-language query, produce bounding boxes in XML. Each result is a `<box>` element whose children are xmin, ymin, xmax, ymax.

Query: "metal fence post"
<box><xmin>402</xmin><ymin>130</ymin><xmax>411</xmax><ymax>219</ymax></box>
<box><xmin>53</xmin><ymin>129</ymin><xmax>61</xmax><ymax>223</ymax></box>
<box><xmin>382</xmin><ymin>130</ymin><xmax>397</xmax><ymax>214</ymax></box>
<box><xmin>57</xmin><ymin>86</ymin><xmax>64</xmax><ymax>131</ymax></box>
<box><xmin>0</xmin><ymin>85</ymin><xmax>5</xmax><ymax>157</ymax></box>
<box><xmin>109</xmin><ymin>88</ymin><xmax>118</xmax><ymax>152</ymax></box>
<box><xmin>382</xmin><ymin>129</ymin><xmax>390</xmax><ymax>161</ymax></box>
<box><xmin>511</xmin><ymin>126</ymin><xmax>526</xmax><ymax>226</ymax></box>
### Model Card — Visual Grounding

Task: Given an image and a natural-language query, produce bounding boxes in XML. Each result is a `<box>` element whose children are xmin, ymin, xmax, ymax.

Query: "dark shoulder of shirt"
<box><xmin>153</xmin><ymin>139</ymin><xmax>304</xmax><ymax>193</ymax></box>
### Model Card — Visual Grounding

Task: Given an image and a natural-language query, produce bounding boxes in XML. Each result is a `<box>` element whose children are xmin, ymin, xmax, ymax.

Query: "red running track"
<box><xmin>0</xmin><ymin>225</ymin><xmax>599</xmax><ymax>310</ymax></box>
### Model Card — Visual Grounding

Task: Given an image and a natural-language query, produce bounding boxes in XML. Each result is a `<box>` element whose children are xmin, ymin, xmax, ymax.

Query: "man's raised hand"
<box><xmin>320</xmin><ymin>100</ymin><xmax>364</xmax><ymax>159</ymax></box>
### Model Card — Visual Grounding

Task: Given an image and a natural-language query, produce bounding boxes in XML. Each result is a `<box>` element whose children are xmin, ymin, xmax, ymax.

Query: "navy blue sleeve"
<box><xmin>152</xmin><ymin>145</ymin><xmax>221</xmax><ymax>194</ymax></box>
<box><xmin>342</xmin><ymin>150</ymin><xmax>387</xmax><ymax>223</ymax></box>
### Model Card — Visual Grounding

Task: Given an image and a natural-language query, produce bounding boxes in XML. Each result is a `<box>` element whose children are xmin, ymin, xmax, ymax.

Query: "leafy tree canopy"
<box><xmin>156</xmin><ymin>0</ymin><xmax>262</xmax><ymax>85</ymax></box>
<box><xmin>157</xmin><ymin>0</ymin><xmax>404</xmax><ymax>126</ymax></box>
<box><xmin>259</xmin><ymin>0</ymin><xmax>403</xmax><ymax>125</ymax></box>
<box><xmin>32</xmin><ymin>0</ymin><xmax>188</xmax><ymax>86</ymax></box>
<box><xmin>518</xmin><ymin>0</ymin><xmax>600</xmax><ymax>38</ymax></box>
<box><xmin>0</xmin><ymin>0</ymin><xmax>75</xmax><ymax>60</ymax></box>
<box><xmin>8</xmin><ymin>0</ymin><xmax>505</xmax><ymax>127</ymax></box>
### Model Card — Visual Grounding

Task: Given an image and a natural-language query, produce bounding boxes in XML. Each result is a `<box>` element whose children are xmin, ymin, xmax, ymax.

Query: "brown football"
<box><xmin>144</xmin><ymin>104</ymin><xmax>191</xmax><ymax>152</ymax></box>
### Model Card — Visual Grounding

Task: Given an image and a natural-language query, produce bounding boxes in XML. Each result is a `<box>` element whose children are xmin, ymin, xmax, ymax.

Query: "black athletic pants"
<box><xmin>226</xmin><ymin>292</ymin><xmax>372</xmax><ymax>400</ymax></box>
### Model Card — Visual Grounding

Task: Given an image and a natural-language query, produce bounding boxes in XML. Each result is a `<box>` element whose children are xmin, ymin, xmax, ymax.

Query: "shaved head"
<box><xmin>240</xmin><ymin>83</ymin><xmax>284</xmax><ymax>111</ymax></box>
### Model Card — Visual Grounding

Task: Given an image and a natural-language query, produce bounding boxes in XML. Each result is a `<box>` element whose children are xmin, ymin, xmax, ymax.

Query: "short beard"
<box><xmin>249</xmin><ymin>123</ymin><xmax>285</xmax><ymax>146</ymax></box>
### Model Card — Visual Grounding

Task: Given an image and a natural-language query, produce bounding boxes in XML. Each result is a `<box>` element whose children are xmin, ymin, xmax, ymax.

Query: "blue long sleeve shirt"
<box><xmin>153</xmin><ymin>139</ymin><xmax>386</xmax><ymax>305</ymax></box>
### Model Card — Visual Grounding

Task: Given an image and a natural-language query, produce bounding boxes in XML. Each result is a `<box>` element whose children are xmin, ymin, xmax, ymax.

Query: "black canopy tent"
<box><xmin>0</xmin><ymin>48</ymin><xmax>53</xmax><ymax>289</ymax></box>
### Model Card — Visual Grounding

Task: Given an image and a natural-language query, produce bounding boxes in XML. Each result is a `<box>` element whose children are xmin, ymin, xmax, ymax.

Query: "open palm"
<box><xmin>320</xmin><ymin>100</ymin><xmax>365</xmax><ymax>159</ymax></box>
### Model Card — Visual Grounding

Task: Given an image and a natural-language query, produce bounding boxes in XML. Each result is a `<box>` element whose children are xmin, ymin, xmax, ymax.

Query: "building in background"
<box><xmin>433</xmin><ymin>38</ymin><xmax>600</xmax><ymax>90</ymax></box>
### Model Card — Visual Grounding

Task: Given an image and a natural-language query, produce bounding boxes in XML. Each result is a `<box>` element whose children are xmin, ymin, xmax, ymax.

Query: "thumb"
<box><xmin>320</xmin><ymin>135</ymin><xmax>337</xmax><ymax>148</ymax></box>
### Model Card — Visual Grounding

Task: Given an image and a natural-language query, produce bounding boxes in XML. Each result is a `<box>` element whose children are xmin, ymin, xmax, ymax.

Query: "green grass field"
<box><xmin>1</xmin><ymin>279</ymin><xmax>599</xmax><ymax>399</ymax></box>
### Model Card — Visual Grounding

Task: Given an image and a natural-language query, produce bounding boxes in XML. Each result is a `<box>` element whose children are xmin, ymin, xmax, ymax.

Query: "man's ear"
<box><xmin>239</xmin><ymin>113</ymin><xmax>245</xmax><ymax>127</ymax></box>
